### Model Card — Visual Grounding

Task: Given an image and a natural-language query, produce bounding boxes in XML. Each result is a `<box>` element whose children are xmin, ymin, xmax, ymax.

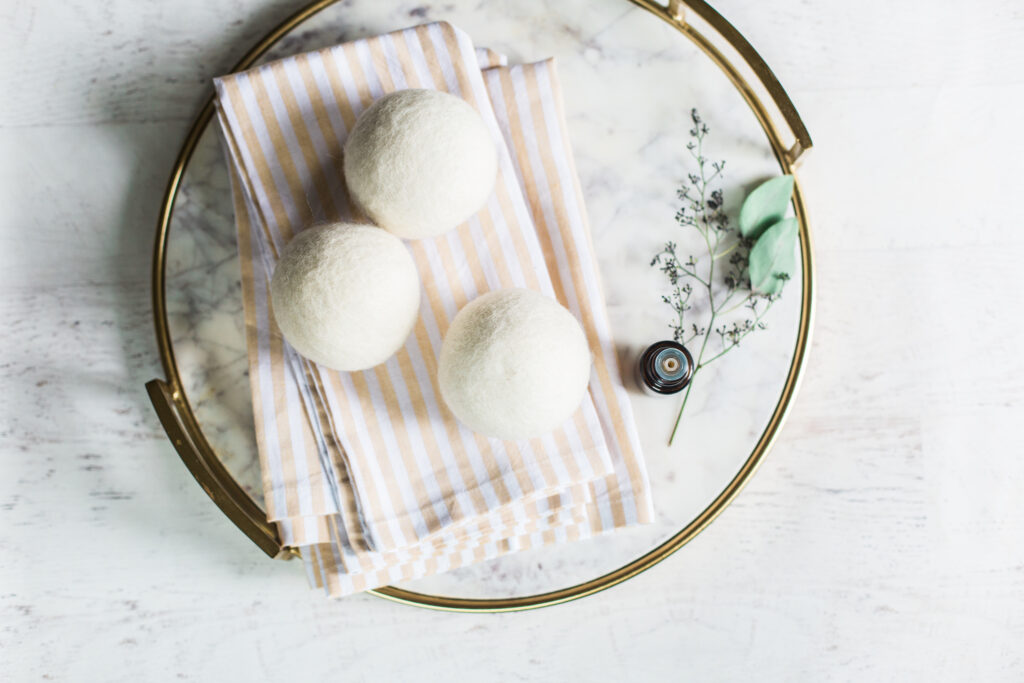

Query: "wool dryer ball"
<box><xmin>438</xmin><ymin>288</ymin><xmax>593</xmax><ymax>440</ymax></box>
<box><xmin>343</xmin><ymin>89</ymin><xmax>498</xmax><ymax>239</ymax></box>
<box><xmin>270</xmin><ymin>222</ymin><xmax>420</xmax><ymax>372</ymax></box>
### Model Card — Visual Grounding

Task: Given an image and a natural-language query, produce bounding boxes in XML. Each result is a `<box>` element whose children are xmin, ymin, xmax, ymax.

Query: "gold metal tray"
<box><xmin>146</xmin><ymin>0</ymin><xmax>814</xmax><ymax>611</ymax></box>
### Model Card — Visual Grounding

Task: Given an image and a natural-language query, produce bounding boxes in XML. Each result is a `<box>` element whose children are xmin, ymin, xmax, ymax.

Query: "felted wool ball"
<box><xmin>343</xmin><ymin>88</ymin><xmax>498</xmax><ymax>240</ymax></box>
<box><xmin>438</xmin><ymin>288</ymin><xmax>592</xmax><ymax>440</ymax></box>
<box><xmin>270</xmin><ymin>222</ymin><xmax>420</xmax><ymax>371</ymax></box>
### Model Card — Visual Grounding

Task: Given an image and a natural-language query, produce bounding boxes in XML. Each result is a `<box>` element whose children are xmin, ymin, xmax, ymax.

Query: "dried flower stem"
<box><xmin>651</xmin><ymin>110</ymin><xmax>785</xmax><ymax>446</ymax></box>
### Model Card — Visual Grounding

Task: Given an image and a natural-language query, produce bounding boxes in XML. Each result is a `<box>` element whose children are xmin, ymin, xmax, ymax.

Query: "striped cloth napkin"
<box><xmin>216</xmin><ymin>22</ymin><xmax>653</xmax><ymax>597</ymax></box>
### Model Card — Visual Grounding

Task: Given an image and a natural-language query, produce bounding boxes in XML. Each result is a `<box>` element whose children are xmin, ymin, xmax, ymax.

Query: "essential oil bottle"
<box><xmin>637</xmin><ymin>341</ymin><xmax>694</xmax><ymax>396</ymax></box>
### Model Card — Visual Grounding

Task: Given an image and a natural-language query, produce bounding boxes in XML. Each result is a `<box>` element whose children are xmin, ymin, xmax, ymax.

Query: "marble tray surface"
<box><xmin>164</xmin><ymin>0</ymin><xmax>802</xmax><ymax>599</ymax></box>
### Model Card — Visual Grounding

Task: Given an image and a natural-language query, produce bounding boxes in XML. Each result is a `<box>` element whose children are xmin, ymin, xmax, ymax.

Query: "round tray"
<box><xmin>147</xmin><ymin>0</ymin><xmax>814</xmax><ymax>611</ymax></box>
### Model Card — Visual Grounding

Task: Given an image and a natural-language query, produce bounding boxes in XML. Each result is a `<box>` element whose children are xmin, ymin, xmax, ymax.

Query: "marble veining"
<box><xmin>165</xmin><ymin>0</ymin><xmax>801</xmax><ymax>598</ymax></box>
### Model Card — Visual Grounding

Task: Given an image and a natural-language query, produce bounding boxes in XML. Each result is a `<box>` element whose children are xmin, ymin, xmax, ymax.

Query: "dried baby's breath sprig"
<box><xmin>651</xmin><ymin>109</ymin><xmax>794</xmax><ymax>446</ymax></box>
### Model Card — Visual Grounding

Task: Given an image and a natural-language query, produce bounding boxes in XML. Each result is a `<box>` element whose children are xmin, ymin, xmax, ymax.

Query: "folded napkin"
<box><xmin>217</xmin><ymin>22</ymin><xmax>653</xmax><ymax>597</ymax></box>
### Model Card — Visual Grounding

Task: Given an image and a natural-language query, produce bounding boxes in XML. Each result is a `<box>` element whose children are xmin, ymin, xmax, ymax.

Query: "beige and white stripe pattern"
<box><xmin>219</xmin><ymin>23</ymin><xmax>652</xmax><ymax>597</ymax></box>
<box><xmin>218</xmin><ymin>22</ymin><xmax>616</xmax><ymax>555</ymax></box>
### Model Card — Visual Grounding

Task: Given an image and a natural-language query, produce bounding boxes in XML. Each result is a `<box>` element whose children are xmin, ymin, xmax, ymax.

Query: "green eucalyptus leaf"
<box><xmin>748</xmin><ymin>217</ymin><xmax>798</xmax><ymax>295</ymax></box>
<box><xmin>739</xmin><ymin>175</ymin><xmax>795</xmax><ymax>240</ymax></box>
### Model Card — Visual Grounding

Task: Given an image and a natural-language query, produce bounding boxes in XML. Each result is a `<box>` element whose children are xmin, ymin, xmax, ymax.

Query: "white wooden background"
<box><xmin>2</xmin><ymin>0</ymin><xmax>1022</xmax><ymax>679</ymax></box>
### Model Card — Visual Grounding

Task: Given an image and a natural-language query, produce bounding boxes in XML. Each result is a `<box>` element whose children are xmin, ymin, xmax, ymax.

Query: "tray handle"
<box><xmin>146</xmin><ymin>379</ymin><xmax>289</xmax><ymax>559</ymax></box>
<box><xmin>662</xmin><ymin>0</ymin><xmax>812</xmax><ymax>165</ymax></box>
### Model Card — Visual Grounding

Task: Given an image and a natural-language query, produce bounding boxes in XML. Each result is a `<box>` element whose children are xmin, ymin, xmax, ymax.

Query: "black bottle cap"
<box><xmin>638</xmin><ymin>340</ymin><xmax>694</xmax><ymax>395</ymax></box>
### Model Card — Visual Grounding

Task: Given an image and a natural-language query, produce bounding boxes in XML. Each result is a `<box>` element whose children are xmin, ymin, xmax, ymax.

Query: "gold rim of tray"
<box><xmin>145</xmin><ymin>0</ymin><xmax>815</xmax><ymax>612</ymax></box>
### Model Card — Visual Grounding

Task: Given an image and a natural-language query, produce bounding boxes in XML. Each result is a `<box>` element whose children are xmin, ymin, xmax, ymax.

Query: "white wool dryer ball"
<box><xmin>343</xmin><ymin>88</ymin><xmax>498</xmax><ymax>239</ymax></box>
<box><xmin>270</xmin><ymin>222</ymin><xmax>420</xmax><ymax>372</ymax></box>
<box><xmin>438</xmin><ymin>288</ymin><xmax>592</xmax><ymax>440</ymax></box>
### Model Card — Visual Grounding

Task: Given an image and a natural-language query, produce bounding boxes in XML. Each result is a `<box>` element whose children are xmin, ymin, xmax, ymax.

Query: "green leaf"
<box><xmin>739</xmin><ymin>175</ymin><xmax>795</xmax><ymax>240</ymax></box>
<box><xmin>748</xmin><ymin>218</ymin><xmax>799</xmax><ymax>295</ymax></box>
